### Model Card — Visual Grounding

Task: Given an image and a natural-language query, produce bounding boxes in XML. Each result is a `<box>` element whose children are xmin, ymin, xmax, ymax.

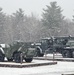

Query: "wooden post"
<box><xmin>45</xmin><ymin>50</ymin><xmax>47</xmax><ymax>59</ymax></box>
<box><xmin>20</xmin><ymin>53</ymin><xmax>23</xmax><ymax>64</ymax></box>
<box><xmin>53</xmin><ymin>51</ymin><xmax>55</xmax><ymax>61</ymax></box>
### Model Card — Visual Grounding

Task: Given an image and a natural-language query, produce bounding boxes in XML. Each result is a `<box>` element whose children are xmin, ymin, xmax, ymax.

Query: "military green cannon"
<box><xmin>53</xmin><ymin>36</ymin><xmax>74</xmax><ymax>58</ymax></box>
<box><xmin>0</xmin><ymin>41</ymin><xmax>36</xmax><ymax>63</ymax></box>
<box><xmin>34</xmin><ymin>36</ymin><xmax>74</xmax><ymax>58</ymax></box>
<box><xmin>34</xmin><ymin>37</ymin><xmax>53</xmax><ymax>57</ymax></box>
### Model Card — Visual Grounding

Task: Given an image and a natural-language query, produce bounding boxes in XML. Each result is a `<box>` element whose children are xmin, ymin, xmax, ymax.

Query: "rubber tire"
<box><xmin>13</xmin><ymin>52</ymin><xmax>23</xmax><ymax>63</ymax></box>
<box><xmin>7</xmin><ymin>58</ymin><xmax>13</xmax><ymax>62</ymax></box>
<box><xmin>0</xmin><ymin>56</ymin><xmax>4</xmax><ymax>62</ymax></box>
<box><xmin>25</xmin><ymin>58</ymin><xmax>33</xmax><ymax>62</ymax></box>
<box><xmin>39</xmin><ymin>53</ymin><xmax>44</xmax><ymax>57</ymax></box>
<box><xmin>36</xmin><ymin>48</ymin><xmax>44</xmax><ymax>57</ymax></box>
<box><xmin>62</xmin><ymin>50</ymin><xmax>71</xmax><ymax>58</ymax></box>
<box><xmin>0</xmin><ymin>52</ymin><xmax>5</xmax><ymax>62</ymax></box>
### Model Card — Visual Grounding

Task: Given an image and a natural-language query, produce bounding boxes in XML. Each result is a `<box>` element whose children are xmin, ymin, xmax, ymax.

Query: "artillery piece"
<box><xmin>0</xmin><ymin>41</ymin><xmax>36</xmax><ymax>63</ymax></box>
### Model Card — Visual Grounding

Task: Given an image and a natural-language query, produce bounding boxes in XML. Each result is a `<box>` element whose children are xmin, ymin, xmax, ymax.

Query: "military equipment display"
<box><xmin>62</xmin><ymin>39</ymin><xmax>74</xmax><ymax>58</ymax></box>
<box><xmin>0</xmin><ymin>36</ymin><xmax>74</xmax><ymax>63</ymax></box>
<box><xmin>52</xmin><ymin>36</ymin><xmax>74</xmax><ymax>58</ymax></box>
<box><xmin>0</xmin><ymin>41</ymin><xmax>36</xmax><ymax>63</ymax></box>
<box><xmin>34</xmin><ymin>36</ymin><xmax>74</xmax><ymax>58</ymax></box>
<box><xmin>48</xmin><ymin>36</ymin><xmax>74</xmax><ymax>58</ymax></box>
<box><xmin>34</xmin><ymin>37</ymin><xmax>53</xmax><ymax>57</ymax></box>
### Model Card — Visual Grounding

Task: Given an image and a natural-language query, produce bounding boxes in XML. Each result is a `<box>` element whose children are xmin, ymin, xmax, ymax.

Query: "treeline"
<box><xmin>0</xmin><ymin>1</ymin><xmax>74</xmax><ymax>44</ymax></box>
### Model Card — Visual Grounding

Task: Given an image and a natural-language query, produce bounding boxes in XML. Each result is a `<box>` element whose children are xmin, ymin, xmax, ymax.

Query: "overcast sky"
<box><xmin>0</xmin><ymin>0</ymin><xmax>74</xmax><ymax>19</ymax></box>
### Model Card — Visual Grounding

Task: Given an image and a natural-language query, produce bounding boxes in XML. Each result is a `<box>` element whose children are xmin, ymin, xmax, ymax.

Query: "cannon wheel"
<box><xmin>0</xmin><ymin>52</ymin><xmax>5</xmax><ymax>62</ymax></box>
<box><xmin>25</xmin><ymin>58</ymin><xmax>33</xmax><ymax>62</ymax></box>
<box><xmin>36</xmin><ymin>47</ymin><xmax>44</xmax><ymax>57</ymax></box>
<box><xmin>7</xmin><ymin>58</ymin><xmax>13</xmax><ymax>62</ymax></box>
<box><xmin>62</xmin><ymin>50</ymin><xmax>72</xmax><ymax>58</ymax></box>
<box><xmin>13</xmin><ymin>52</ymin><xmax>23</xmax><ymax>63</ymax></box>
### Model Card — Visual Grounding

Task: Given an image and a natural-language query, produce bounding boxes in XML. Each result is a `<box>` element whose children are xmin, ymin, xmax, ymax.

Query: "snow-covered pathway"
<box><xmin>0</xmin><ymin>60</ymin><xmax>74</xmax><ymax>75</ymax></box>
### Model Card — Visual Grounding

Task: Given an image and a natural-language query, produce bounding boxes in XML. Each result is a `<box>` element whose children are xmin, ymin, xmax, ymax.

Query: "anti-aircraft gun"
<box><xmin>53</xmin><ymin>36</ymin><xmax>74</xmax><ymax>58</ymax></box>
<box><xmin>0</xmin><ymin>41</ymin><xmax>36</xmax><ymax>63</ymax></box>
<box><xmin>34</xmin><ymin>36</ymin><xmax>74</xmax><ymax>58</ymax></box>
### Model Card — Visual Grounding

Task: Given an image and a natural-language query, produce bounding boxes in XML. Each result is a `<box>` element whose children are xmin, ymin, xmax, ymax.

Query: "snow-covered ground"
<box><xmin>0</xmin><ymin>60</ymin><xmax>74</xmax><ymax>75</ymax></box>
<box><xmin>0</xmin><ymin>59</ymin><xmax>53</xmax><ymax>66</ymax></box>
<box><xmin>44</xmin><ymin>53</ymin><xmax>63</xmax><ymax>58</ymax></box>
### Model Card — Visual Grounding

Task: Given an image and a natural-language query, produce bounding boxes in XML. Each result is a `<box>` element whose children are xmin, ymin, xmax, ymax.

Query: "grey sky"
<box><xmin>0</xmin><ymin>0</ymin><xmax>74</xmax><ymax>19</ymax></box>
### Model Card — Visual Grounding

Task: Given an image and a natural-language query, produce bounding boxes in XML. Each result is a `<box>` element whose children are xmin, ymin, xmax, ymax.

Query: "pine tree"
<box><xmin>42</xmin><ymin>1</ymin><xmax>64</xmax><ymax>28</ymax></box>
<box><xmin>0</xmin><ymin>7</ymin><xmax>6</xmax><ymax>43</ymax></box>
<box><xmin>41</xmin><ymin>1</ymin><xmax>65</xmax><ymax>36</ymax></box>
<box><xmin>11</xmin><ymin>8</ymin><xmax>25</xmax><ymax>41</ymax></box>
